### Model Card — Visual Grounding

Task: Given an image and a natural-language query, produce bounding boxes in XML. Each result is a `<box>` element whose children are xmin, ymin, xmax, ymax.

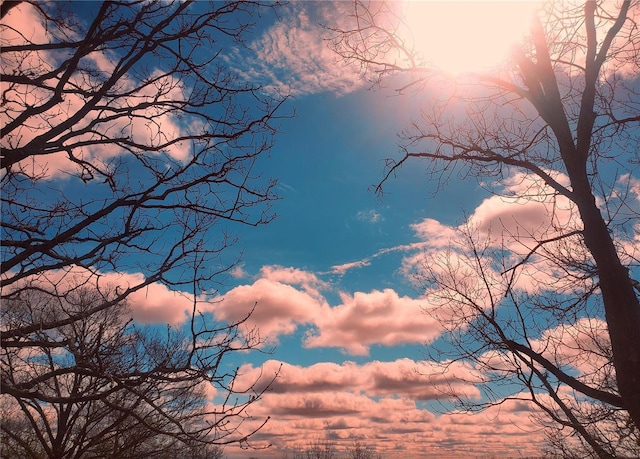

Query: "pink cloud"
<box><xmin>410</xmin><ymin>218</ymin><xmax>457</xmax><ymax>248</ymax></box>
<box><xmin>230</xmin><ymin>264</ymin><xmax>249</xmax><ymax>279</ymax></box>
<box><xmin>2</xmin><ymin>266</ymin><xmax>200</xmax><ymax>326</ymax></box>
<box><xmin>330</xmin><ymin>259</ymin><xmax>372</xmax><ymax>275</ymax></box>
<box><xmin>613</xmin><ymin>174</ymin><xmax>640</xmax><ymax>266</ymax></box>
<box><xmin>535</xmin><ymin>318</ymin><xmax>611</xmax><ymax>381</ymax></box>
<box><xmin>304</xmin><ymin>289</ymin><xmax>442</xmax><ymax>355</ymax></box>
<box><xmin>259</xmin><ymin>265</ymin><xmax>329</xmax><ymax>300</ymax></box>
<box><xmin>476</xmin><ymin>317</ymin><xmax>613</xmax><ymax>395</ymax></box>
<box><xmin>229</xmin><ymin>359</ymin><xmax>545</xmax><ymax>458</ymax></box>
<box><xmin>215</xmin><ymin>278</ymin><xmax>325</xmax><ymax>343</ymax></box>
<box><xmin>1</xmin><ymin>4</ymin><xmax>192</xmax><ymax>180</ymax></box>
<box><xmin>217</xmin><ymin>269</ymin><xmax>451</xmax><ymax>354</ymax></box>
<box><xmin>464</xmin><ymin>173</ymin><xmax>577</xmax><ymax>245</ymax></box>
<box><xmin>365</xmin><ymin>359</ymin><xmax>483</xmax><ymax>401</ymax></box>
<box><xmin>462</xmin><ymin>174</ymin><xmax>591</xmax><ymax>296</ymax></box>
<box><xmin>236</xmin><ymin>358</ymin><xmax>481</xmax><ymax>403</ymax></box>
<box><xmin>399</xmin><ymin>171</ymin><xmax>592</xmax><ymax>297</ymax></box>
<box><xmin>101</xmin><ymin>272</ymin><xmax>196</xmax><ymax>325</ymax></box>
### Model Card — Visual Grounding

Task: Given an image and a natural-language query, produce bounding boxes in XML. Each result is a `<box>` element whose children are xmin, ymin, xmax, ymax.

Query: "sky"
<box><xmin>4</xmin><ymin>1</ymin><xmax>638</xmax><ymax>458</ymax></box>
<box><xmin>207</xmin><ymin>2</ymin><xmax>550</xmax><ymax>457</ymax></box>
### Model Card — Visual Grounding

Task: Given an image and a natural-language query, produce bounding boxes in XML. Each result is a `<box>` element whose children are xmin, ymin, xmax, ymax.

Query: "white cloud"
<box><xmin>356</xmin><ymin>209</ymin><xmax>383</xmax><ymax>223</ymax></box>
<box><xmin>226</xmin><ymin>3</ymin><xmax>365</xmax><ymax>96</ymax></box>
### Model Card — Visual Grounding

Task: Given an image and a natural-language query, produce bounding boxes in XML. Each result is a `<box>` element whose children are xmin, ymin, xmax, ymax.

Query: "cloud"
<box><xmin>366</xmin><ymin>359</ymin><xmax>483</xmax><ymax>401</ymax></box>
<box><xmin>101</xmin><ymin>272</ymin><xmax>197</xmax><ymax>325</ymax></box>
<box><xmin>214</xmin><ymin>277</ymin><xmax>325</xmax><ymax>343</ymax></box>
<box><xmin>259</xmin><ymin>265</ymin><xmax>329</xmax><ymax>301</ymax></box>
<box><xmin>330</xmin><ymin>241</ymin><xmax>429</xmax><ymax>275</ymax></box>
<box><xmin>612</xmin><ymin>174</ymin><xmax>640</xmax><ymax>266</ymax></box>
<box><xmin>323</xmin><ymin>172</ymin><xmax>588</xmax><ymax>297</ymax></box>
<box><xmin>330</xmin><ymin>259</ymin><xmax>372</xmax><ymax>275</ymax></box>
<box><xmin>217</xmin><ymin>266</ymin><xmax>450</xmax><ymax>354</ymax></box>
<box><xmin>225</xmin><ymin>0</ymin><xmax>639</xmax><ymax>102</ymax></box>
<box><xmin>457</xmin><ymin>173</ymin><xmax>592</xmax><ymax>296</ymax></box>
<box><xmin>467</xmin><ymin>172</ymin><xmax>577</xmax><ymax>244</ymax></box>
<box><xmin>226</xmin><ymin>3</ymin><xmax>365</xmax><ymax>96</ymax></box>
<box><xmin>230</xmin><ymin>359</ymin><xmax>544</xmax><ymax>458</ymax></box>
<box><xmin>1</xmin><ymin>3</ymin><xmax>196</xmax><ymax>180</ymax></box>
<box><xmin>6</xmin><ymin>263</ymin><xmax>447</xmax><ymax>354</ymax></box>
<box><xmin>214</xmin><ymin>266</ymin><xmax>449</xmax><ymax>354</ymax></box>
<box><xmin>534</xmin><ymin>317</ymin><xmax>612</xmax><ymax>384</ymax></box>
<box><xmin>3</xmin><ymin>266</ymin><xmax>204</xmax><ymax>326</ymax></box>
<box><xmin>410</xmin><ymin>218</ymin><xmax>457</xmax><ymax>248</ymax></box>
<box><xmin>399</xmin><ymin>172</ymin><xmax>590</xmax><ymax>296</ymax></box>
<box><xmin>304</xmin><ymin>289</ymin><xmax>442</xmax><ymax>355</ymax></box>
<box><xmin>229</xmin><ymin>264</ymin><xmax>249</xmax><ymax>279</ymax></box>
<box><xmin>236</xmin><ymin>359</ymin><xmax>482</xmax><ymax>403</ymax></box>
<box><xmin>356</xmin><ymin>209</ymin><xmax>383</xmax><ymax>223</ymax></box>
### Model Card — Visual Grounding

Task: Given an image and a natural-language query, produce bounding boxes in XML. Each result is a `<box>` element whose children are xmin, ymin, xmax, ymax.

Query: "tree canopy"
<box><xmin>1</xmin><ymin>0</ymin><xmax>285</xmax><ymax>455</ymax></box>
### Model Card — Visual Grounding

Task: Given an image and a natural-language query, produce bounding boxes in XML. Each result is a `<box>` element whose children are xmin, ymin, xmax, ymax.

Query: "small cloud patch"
<box><xmin>357</xmin><ymin>209</ymin><xmax>383</xmax><ymax>223</ymax></box>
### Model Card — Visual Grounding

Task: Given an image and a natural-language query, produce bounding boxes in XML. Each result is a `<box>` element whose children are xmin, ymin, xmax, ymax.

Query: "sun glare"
<box><xmin>402</xmin><ymin>1</ymin><xmax>540</xmax><ymax>75</ymax></box>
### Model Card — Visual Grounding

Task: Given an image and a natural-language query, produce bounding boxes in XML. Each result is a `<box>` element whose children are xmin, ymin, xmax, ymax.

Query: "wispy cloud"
<box><xmin>330</xmin><ymin>259</ymin><xmax>372</xmax><ymax>275</ymax></box>
<box><xmin>356</xmin><ymin>209</ymin><xmax>384</xmax><ymax>223</ymax></box>
<box><xmin>225</xmin><ymin>3</ymin><xmax>365</xmax><ymax>96</ymax></box>
<box><xmin>329</xmin><ymin>241</ymin><xmax>429</xmax><ymax>275</ymax></box>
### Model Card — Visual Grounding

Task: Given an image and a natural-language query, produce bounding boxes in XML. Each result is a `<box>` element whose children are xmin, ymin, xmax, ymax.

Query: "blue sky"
<box><xmin>205</xmin><ymin>3</ymin><xmax>551</xmax><ymax>457</ymax></box>
<box><xmin>5</xmin><ymin>1</ymin><xmax>638</xmax><ymax>457</ymax></box>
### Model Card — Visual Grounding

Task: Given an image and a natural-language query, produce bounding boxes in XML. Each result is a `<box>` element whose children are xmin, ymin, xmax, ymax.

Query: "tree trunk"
<box><xmin>572</xmin><ymin>174</ymin><xmax>640</xmax><ymax>430</ymax></box>
<box><xmin>520</xmin><ymin>8</ymin><xmax>640</xmax><ymax>429</ymax></box>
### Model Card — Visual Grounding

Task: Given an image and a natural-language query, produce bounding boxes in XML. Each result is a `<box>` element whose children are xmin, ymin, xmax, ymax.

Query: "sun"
<box><xmin>400</xmin><ymin>1</ymin><xmax>540</xmax><ymax>75</ymax></box>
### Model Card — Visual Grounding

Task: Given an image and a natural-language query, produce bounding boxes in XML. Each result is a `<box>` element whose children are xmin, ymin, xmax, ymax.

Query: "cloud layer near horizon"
<box><xmin>230</xmin><ymin>359</ymin><xmax>545</xmax><ymax>458</ymax></box>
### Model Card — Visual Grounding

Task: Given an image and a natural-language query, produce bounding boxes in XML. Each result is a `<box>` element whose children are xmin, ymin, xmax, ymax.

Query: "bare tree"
<box><xmin>1</xmin><ymin>0</ymin><xmax>286</xmax><ymax>305</ymax></box>
<box><xmin>284</xmin><ymin>439</ymin><xmax>337</xmax><ymax>459</ymax></box>
<box><xmin>282</xmin><ymin>438</ymin><xmax>383</xmax><ymax>459</ymax></box>
<box><xmin>1</xmin><ymin>0</ymin><xmax>286</xmax><ymax>454</ymax></box>
<box><xmin>412</xmin><ymin>223</ymin><xmax>639</xmax><ymax>458</ymax></box>
<box><xmin>328</xmin><ymin>0</ymin><xmax>640</xmax><ymax>457</ymax></box>
<box><xmin>1</xmin><ymin>284</ymin><xmax>266</xmax><ymax>458</ymax></box>
<box><xmin>345</xmin><ymin>439</ymin><xmax>382</xmax><ymax>459</ymax></box>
